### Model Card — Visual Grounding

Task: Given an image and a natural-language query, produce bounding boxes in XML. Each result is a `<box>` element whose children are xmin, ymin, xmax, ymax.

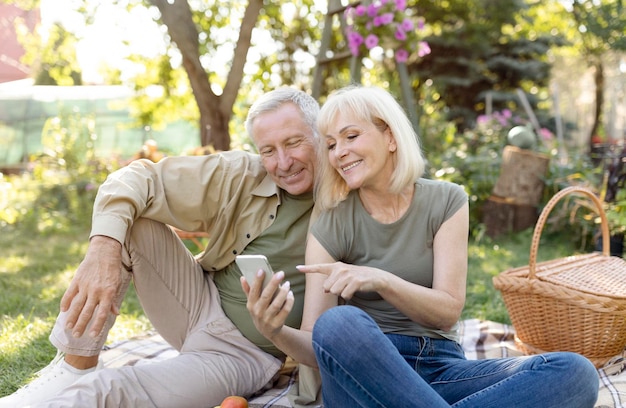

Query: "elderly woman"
<box><xmin>244</xmin><ymin>85</ymin><xmax>599</xmax><ymax>408</ymax></box>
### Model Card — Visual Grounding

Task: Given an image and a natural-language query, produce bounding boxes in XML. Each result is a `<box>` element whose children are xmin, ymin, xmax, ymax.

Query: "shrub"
<box><xmin>0</xmin><ymin>110</ymin><xmax>120</xmax><ymax>233</ymax></box>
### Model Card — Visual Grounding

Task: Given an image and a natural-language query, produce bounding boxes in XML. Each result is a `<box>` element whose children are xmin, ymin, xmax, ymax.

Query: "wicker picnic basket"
<box><xmin>492</xmin><ymin>186</ymin><xmax>626</xmax><ymax>368</ymax></box>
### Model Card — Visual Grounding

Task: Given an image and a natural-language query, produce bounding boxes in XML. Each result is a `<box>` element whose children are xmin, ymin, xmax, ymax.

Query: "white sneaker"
<box><xmin>0</xmin><ymin>351</ymin><xmax>103</xmax><ymax>408</ymax></box>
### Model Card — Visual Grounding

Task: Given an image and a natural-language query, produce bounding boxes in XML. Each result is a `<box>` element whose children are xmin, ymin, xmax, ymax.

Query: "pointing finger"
<box><xmin>296</xmin><ymin>264</ymin><xmax>332</xmax><ymax>275</ymax></box>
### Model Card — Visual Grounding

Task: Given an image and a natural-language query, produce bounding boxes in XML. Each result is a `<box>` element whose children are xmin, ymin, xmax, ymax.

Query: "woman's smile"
<box><xmin>341</xmin><ymin>160</ymin><xmax>362</xmax><ymax>172</ymax></box>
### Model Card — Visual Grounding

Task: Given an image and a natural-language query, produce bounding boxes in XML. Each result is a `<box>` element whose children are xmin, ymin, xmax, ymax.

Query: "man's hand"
<box><xmin>60</xmin><ymin>235</ymin><xmax>123</xmax><ymax>338</ymax></box>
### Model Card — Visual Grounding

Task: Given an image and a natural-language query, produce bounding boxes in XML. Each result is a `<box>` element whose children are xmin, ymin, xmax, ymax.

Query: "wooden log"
<box><xmin>492</xmin><ymin>146</ymin><xmax>550</xmax><ymax>207</ymax></box>
<box><xmin>483</xmin><ymin>196</ymin><xmax>538</xmax><ymax>237</ymax></box>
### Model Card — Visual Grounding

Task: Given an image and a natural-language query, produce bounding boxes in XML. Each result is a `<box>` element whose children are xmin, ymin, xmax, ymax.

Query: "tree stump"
<box><xmin>483</xmin><ymin>196</ymin><xmax>539</xmax><ymax>237</ymax></box>
<box><xmin>484</xmin><ymin>146</ymin><xmax>550</xmax><ymax>237</ymax></box>
<box><xmin>492</xmin><ymin>146</ymin><xmax>550</xmax><ymax>206</ymax></box>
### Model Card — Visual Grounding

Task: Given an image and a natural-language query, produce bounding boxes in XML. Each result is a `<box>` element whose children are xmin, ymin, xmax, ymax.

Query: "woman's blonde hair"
<box><xmin>315</xmin><ymin>85</ymin><xmax>425</xmax><ymax>210</ymax></box>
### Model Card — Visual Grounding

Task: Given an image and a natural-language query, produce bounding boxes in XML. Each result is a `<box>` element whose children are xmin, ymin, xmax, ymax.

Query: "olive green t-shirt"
<box><xmin>311</xmin><ymin>178</ymin><xmax>467</xmax><ymax>342</ymax></box>
<box><xmin>213</xmin><ymin>190</ymin><xmax>314</xmax><ymax>358</ymax></box>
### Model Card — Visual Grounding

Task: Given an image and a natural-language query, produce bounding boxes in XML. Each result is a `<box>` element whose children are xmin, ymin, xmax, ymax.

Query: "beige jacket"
<box><xmin>90</xmin><ymin>150</ymin><xmax>281</xmax><ymax>272</ymax></box>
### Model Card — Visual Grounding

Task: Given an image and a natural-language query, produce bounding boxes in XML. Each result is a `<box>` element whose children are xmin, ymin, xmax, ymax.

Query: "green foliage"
<box><xmin>428</xmin><ymin>109</ymin><xmax>525</xmax><ymax>233</ymax></box>
<box><xmin>408</xmin><ymin>0</ymin><xmax>564</xmax><ymax>131</ymax></box>
<box><xmin>572</xmin><ymin>0</ymin><xmax>626</xmax><ymax>55</ymax></box>
<box><xmin>253</xmin><ymin>1</ymin><xmax>320</xmax><ymax>87</ymax></box>
<box><xmin>0</xmin><ymin>110</ymin><xmax>119</xmax><ymax>234</ymax></box>
<box><xmin>424</xmin><ymin>104</ymin><xmax>609</xmax><ymax>249</ymax></box>
<box><xmin>126</xmin><ymin>53</ymin><xmax>198</xmax><ymax>129</ymax></box>
<box><xmin>18</xmin><ymin>22</ymin><xmax>83</xmax><ymax>85</ymax></box>
<box><xmin>606</xmin><ymin>189</ymin><xmax>626</xmax><ymax>236</ymax></box>
<box><xmin>113</xmin><ymin>0</ymin><xmax>321</xmax><ymax>148</ymax></box>
<box><xmin>602</xmin><ymin>146</ymin><xmax>626</xmax><ymax>236</ymax></box>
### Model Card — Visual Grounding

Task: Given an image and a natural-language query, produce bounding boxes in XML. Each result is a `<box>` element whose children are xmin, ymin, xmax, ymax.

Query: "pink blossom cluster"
<box><xmin>476</xmin><ymin>109</ymin><xmax>518</xmax><ymax>127</ymax></box>
<box><xmin>476</xmin><ymin>110</ymin><xmax>554</xmax><ymax>141</ymax></box>
<box><xmin>344</xmin><ymin>0</ymin><xmax>430</xmax><ymax>63</ymax></box>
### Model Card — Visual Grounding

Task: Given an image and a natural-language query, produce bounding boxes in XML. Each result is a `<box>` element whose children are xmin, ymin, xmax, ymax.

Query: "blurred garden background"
<box><xmin>1</xmin><ymin>0</ymin><xmax>625</xmax><ymax>395</ymax></box>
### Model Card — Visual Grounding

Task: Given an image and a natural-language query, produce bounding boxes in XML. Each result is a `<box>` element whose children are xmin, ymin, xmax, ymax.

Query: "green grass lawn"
<box><xmin>0</xmin><ymin>223</ymin><xmax>153</xmax><ymax>396</ymax></box>
<box><xmin>0</xmin><ymin>220</ymin><xmax>586</xmax><ymax>396</ymax></box>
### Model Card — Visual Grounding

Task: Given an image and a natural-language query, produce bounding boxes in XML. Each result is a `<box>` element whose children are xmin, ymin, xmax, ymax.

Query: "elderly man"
<box><xmin>0</xmin><ymin>87</ymin><xmax>319</xmax><ymax>407</ymax></box>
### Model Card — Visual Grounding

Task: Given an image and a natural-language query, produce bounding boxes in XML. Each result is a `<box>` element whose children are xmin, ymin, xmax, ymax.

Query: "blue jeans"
<box><xmin>312</xmin><ymin>306</ymin><xmax>599</xmax><ymax>408</ymax></box>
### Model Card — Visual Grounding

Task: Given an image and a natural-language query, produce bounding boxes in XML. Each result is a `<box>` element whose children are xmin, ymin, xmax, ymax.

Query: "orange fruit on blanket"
<box><xmin>219</xmin><ymin>395</ymin><xmax>248</xmax><ymax>408</ymax></box>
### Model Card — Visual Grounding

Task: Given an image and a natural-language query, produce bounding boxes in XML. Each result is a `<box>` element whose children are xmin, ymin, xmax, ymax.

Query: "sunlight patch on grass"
<box><xmin>0</xmin><ymin>314</ymin><xmax>54</xmax><ymax>354</ymax></box>
<box><xmin>107</xmin><ymin>314</ymin><xmax>153</xmax><ymax>344</ymax></box>
<box><xmin>39</xmin><ymin>286</ymin><xmax>62</xmax><ymax>303</ymax></box>
<box><xmin>0</xmin><ymin>255</ymin><xmax>28</xmax><ymax>274</ymax></box>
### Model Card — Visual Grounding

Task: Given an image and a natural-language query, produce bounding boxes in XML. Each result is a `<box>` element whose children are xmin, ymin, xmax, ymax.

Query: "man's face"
<box><xmin>251</xmin><ymin>103</ymin><xmax>317</xmax><ymax>195</ymax></box>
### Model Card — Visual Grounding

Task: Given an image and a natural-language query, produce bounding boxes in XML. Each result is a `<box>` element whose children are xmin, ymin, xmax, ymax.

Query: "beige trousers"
<box><xmin>41</xmin><ymin>218</ymin><xmax>282</xmax><ymax>408</ymax></box>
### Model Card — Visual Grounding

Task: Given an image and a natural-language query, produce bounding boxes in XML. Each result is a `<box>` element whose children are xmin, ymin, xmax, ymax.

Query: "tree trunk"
<box><xmin>148</xmin><ymin>0</ymin><xmax>263</xmax><ymax>151</ymax></box>
<box><xmin>588</xmin><ymin>58</ymin><xmax>605</xmax><ymax>153</ymax></box>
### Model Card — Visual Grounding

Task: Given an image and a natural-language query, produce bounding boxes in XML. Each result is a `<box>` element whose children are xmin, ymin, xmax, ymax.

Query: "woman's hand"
<box><xmin>297</xmin><ymin>262</ymin><xmax>388</xmax><ymax>299</ymax></box>
<box><xmin>241</xmin><ymin>270</ymin><xmax>295</xmax><ymax>341</ymax></box>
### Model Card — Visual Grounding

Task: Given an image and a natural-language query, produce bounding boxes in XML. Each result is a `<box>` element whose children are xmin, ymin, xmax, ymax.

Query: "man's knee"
<box><xmin>122</xmin><ymin>218</ymin><xmax>173</xmax><ymax>268</ymax></box>
<box><xmin>129</xmin><ymin>218</ymin><xmax>169</xmax><ymax>242</ymax></box>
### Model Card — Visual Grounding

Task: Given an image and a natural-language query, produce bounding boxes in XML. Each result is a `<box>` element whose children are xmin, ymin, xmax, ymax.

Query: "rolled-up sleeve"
<box><xmin>91</xmin><ymin>153</ymin><xmax>250</xmax><ymax>241</ymax></box>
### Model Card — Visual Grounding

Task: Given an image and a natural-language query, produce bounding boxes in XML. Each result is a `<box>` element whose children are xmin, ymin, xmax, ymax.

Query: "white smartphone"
<box><xmin>235</xmin><ymin>254</ymin><xmax>275</xmax><ymax>289</ymax></box>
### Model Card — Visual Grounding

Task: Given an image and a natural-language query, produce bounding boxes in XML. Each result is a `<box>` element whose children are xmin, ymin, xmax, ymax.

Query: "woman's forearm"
<box><xmin>270</xmin><ymin>326</ymin><xmax>317</xmax><ymax>368</ymax></box>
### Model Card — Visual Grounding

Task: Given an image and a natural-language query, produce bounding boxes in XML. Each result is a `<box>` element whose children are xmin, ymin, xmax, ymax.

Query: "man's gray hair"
<box><xmin>245</xmin><ymin>87</ymin><xmax>320</xmax><ymax>140</ymax></box>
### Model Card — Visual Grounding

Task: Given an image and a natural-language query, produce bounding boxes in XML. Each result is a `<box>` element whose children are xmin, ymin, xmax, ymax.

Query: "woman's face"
<box><xmin>324</xmin><ymin>112</ymin><xmax>397</xmax><ymax>191</ymax></box>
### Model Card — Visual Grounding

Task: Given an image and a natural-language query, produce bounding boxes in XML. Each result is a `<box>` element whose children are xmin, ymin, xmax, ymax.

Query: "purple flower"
<box><xmin>344</xmin><ymin>1</ymin><xmax>430</xmax><ymax>61</ymax></box>
<box><xmin>494</xmin><ymin>113</ymin><xmax>508</xmax><ymax>126</ymax></box>
<box><xmin>395</xmin><ymin>0</ymin><xmax>407</xmax><ymax>11</ymax></box>
<box><xmin>417</xmin><ymin>18</ymin><xmax>425</xmax><ymax>30</ymax></box>
<box><xmin>400</xmin><ymin>18</ymin><xmax>413</xmax><ymax>31</ymax></box>
<box><xmin>346</xmin><ymin>30</ymin><xmax>364</xmax><ymax>56</ymax></box>
<box><xmin>394</xmin><ymin>28</ymin><xmax>407</xmax><ymax>41</ymax></box>
<box><xmin>347</xmin><ymin>31</ymin><xmax>365</xmax><ymax>48</ymax></box>
<box><xmin>379</xmin><ymin>12</ymin><xmax>394</xmax><ymax>25</ymax></box>
<box><xmin>395</xmin><ymin>49</ymin><xmax>409</xmax><ymax>63</ymax></box>
<box><xmin>365</xmin><ymin>34</ymin><xmax>379</xmax><ymax>49</ymax></box>
<box><xmin>367</xmin><ymin>4</ymin><xmax>379</xmax><ymax>18</ymax></box>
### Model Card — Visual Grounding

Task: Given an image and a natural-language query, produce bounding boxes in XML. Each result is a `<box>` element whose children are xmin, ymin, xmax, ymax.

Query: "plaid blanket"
<box><xmin>101</xmin><ymin>319</ymin><xmax>625</xmax><ymax>408</ymax></box>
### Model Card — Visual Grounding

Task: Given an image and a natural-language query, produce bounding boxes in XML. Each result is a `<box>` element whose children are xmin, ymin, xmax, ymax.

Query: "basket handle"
<box><xmin>529</xmin><ymin>186</ymin><xmax>610</xmax><ymax>278</ymax></box>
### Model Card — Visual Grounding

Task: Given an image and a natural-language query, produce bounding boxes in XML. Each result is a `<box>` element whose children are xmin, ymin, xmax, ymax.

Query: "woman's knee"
<box><xmin>314</xmin><ymin>305</ymin><xmax>360</xmax><ymax>332</ymax></box>
<box><xmin>550</xmin><ymin>352</ymin><xmax>599</xmax><ymax>400</ymax></box>
<box><xmin>550</xmin><ymin>352</ymin><xmax>597</xmax><ymax>376</ymax></box>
